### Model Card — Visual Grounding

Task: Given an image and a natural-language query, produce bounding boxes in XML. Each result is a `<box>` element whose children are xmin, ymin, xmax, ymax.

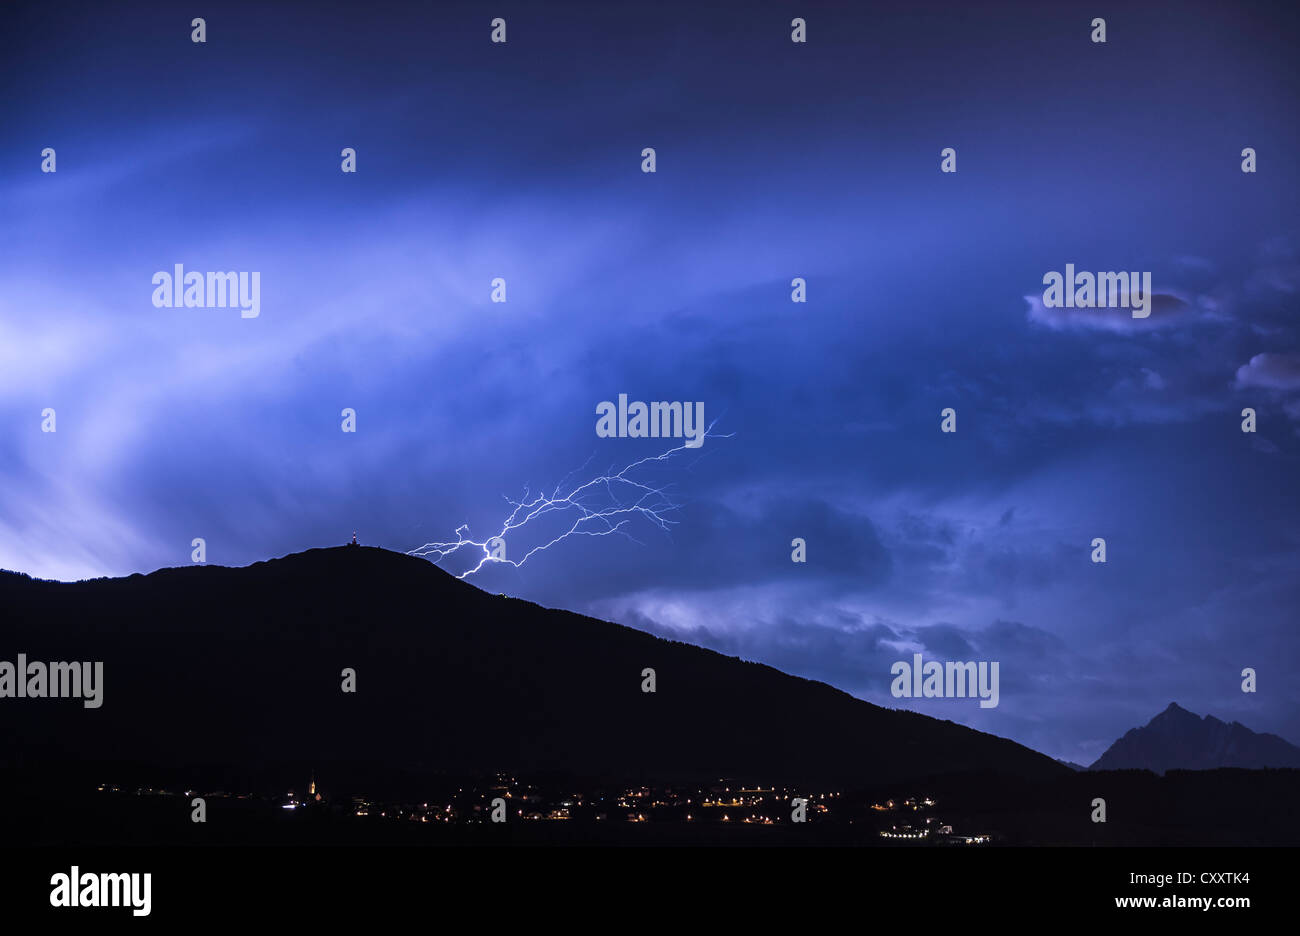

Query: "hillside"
<box><xmin>1</xmin><ymin>546</ymin><xmax>1067</xmax><ymax>794</ymax></box>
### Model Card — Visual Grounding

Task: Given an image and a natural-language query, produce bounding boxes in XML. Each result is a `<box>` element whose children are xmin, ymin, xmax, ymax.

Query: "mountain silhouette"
<box><xmin>2</xmin><ymin>546</ymin><xmax>1066</xmax><ymax>794</ymax></box>
<box><xmin>1089</xmin><ymin>702</ymin><xmax>1300</xmax><ymax>773</ymax></box>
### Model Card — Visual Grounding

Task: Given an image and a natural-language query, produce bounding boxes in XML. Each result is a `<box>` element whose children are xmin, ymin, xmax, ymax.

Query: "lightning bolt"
<box><xmin>407</xmin><ymin>422</ymin><xmax>731</xmax><ymax>578</ymax></box>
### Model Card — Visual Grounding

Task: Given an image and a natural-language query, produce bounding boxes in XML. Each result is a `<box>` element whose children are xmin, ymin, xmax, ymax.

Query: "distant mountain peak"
<box><xmin>1151</xmin><ymin>701</ymin><xmax>1197</xmax><ymax>723</ymax></box>
<box><xmin>1091</xmin><ymin>703</ymin><xmax>1300</xmax><ymax>773</ymax></box>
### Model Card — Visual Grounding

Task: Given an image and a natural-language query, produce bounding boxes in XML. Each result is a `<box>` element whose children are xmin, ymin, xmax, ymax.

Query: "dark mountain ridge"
<box><xmin>1090</xmin><ymin>702</ymin><xmax>1300</xmax><ymax>773</ymax></box>
<box><xmin>1</xmin><ymin>546</ymin><xmax>1067</xmax><ymax>795</ymax></box>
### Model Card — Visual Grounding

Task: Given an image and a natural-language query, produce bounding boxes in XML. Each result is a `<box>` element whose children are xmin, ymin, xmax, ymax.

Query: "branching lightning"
<box><xmin>407</xmin><ymin>422</ymin><xmax>730</xmax><ymax>578</ymax></box>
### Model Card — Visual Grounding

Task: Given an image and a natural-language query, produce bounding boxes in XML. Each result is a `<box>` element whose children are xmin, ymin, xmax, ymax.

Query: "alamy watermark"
<box><xmin>152</xmin><ymin>264</ymin><xmax>260</xmax><ymax>318</ymax></box>
<box><xmin>0</xmin><ymin>654</ymin><xmax>103</xmax><ymax>708</ymax></box>
<box><xmin>890</xmin><ymin>653</ymin><xmax>999</xmax><ymax>708</ymax></box>
<box><xmin>595</xmin><ymin>394</ymin><xmax>706</xmax><ymax>447</ymax></box>
<box><xmin>50</xmin><ymin>867</ymin><xmax>150</xmax><ymax>917</ymax></box>
<box><xmin>1041</xmin><ymin>264</ymin><xmax>1152</xmax><ymax>319</ymax></box>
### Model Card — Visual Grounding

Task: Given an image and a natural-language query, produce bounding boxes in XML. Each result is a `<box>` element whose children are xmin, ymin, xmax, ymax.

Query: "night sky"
<box><xmin>3</xmin><ymin>0</ymin><xmax>1299</xmax><ymax>765</ymax></box>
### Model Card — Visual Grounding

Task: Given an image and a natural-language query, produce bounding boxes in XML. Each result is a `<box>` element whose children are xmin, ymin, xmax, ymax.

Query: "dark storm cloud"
<box><xmin>911</xmin><ymin>622</ymin><xmax>976</xmax><ymax>659</ymax></box>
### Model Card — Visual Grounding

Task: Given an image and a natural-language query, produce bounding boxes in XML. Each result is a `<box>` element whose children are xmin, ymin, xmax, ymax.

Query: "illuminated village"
<box><xmin>95</xmin><ymin>774</ymin><xmax>995</xmax><ymax>844</ymax></box>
